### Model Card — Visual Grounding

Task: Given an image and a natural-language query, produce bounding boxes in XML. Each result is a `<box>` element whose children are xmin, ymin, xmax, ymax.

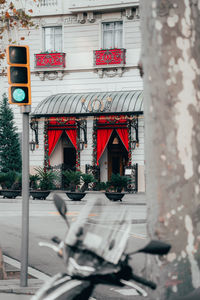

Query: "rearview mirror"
<box><xmin>53</xmin><ymin>194</ymin><xmax>67</xmax><ymax>221</ymax></box>
<box><xmin>138</xmin><ymin>240</ymin><xmax>171</xmax><ymax>255</ymax></box>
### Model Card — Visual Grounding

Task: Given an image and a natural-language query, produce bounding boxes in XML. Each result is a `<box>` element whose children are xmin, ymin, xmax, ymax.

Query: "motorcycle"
<box><xmin>32</xmin><ymin>194</ymin><xmax>171</xmax><ymax>300</ymax></box>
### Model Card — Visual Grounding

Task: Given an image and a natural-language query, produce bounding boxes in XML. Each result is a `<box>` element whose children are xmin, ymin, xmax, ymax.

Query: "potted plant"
<box><xmin>62</xmin><ymin>170</ymin><xmax>86</xmax><ymax>201</ymax></box>
<box><xmin>30</xmin><ymin>174</ymin><xmax>40</xmax><ymax>190</ymax></box>
<box><xmin>81</xmin><ymin>173</ymin><xmax>95</xmax><ymax>192</ymax></box>
<box><xmin>105</xmin><ymin>173</ymin><xmax>130</xmax><ymax>201</ymax></box>
<box><xmin>0</xmin><ymin>171</ymin><xmax>21</xmax><ymax>199</ymax></box>
<box><xmin>30</xmin><ymin>167</ymin><xmax>57</xmax><ymax>200</ymax></box>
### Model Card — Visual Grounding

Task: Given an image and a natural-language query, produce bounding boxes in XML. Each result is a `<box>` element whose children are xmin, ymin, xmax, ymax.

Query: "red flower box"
<box><xmin>35</xmin><ymin>52</ymin><xmax>66</xmax><ymax>68</ymax></box>
<box><xmin>94</xmin><ymin>48</ymin><xmax>126</xmax><ymax>66</ymax></box>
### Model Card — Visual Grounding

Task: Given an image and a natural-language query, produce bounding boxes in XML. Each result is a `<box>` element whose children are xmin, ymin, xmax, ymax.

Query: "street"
<box><xmin>0</xmin><ymin>192</ymin><xmax>148</xmax><ymax>299</ymax></box>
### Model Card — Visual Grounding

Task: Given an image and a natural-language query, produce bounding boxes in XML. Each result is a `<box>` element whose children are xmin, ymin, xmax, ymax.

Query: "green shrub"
<box><xmin>0</xmin><ymin>171</ymin><xmax>17</xmax><ymax>189</ymax></box>
<box><xmin>34</xmin><ymin>167</ymin><xmax>57</xmax><ymax>190</ymax></box>
<box><xmin>30</xmin><ymin>174</ymin><xmax>40</xmax><ymax>189</ymax></box>
<box><xmin>108</xmin><ymin>173</ymin><xmax>130</xmax><ymax>192</ymax></box>
<box><xmin>11</xmin><ymin>173</ymin><xmax>22</xmax><ymax>190</ymax></box>
<box><xmin>81</xmin><ymin>173</ymin><xmax>95</xmax><ymax>184</ymax></box>
<box><xmin>81</xmin><ymin>173</ymin><xmax>95</xmax><ymax>191</ymax></box>
<box><xmin>94</xmin><ymin>181</ymin><xmax>108</xmax><ymax>191</ymax></box>
<box><xmin>62</xmin><ymin>170</ymin><xmax>82</xmax><ymax>191</ymax></box>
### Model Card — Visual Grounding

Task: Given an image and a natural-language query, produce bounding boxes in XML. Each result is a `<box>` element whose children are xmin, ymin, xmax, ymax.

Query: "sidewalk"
<box><xmin>0</xmin><ymin>260</ymin><xmax>43</xmax><ymax>299</ymax></box>
<box><xmin>0</xmin><ymin>279</ymin><xmax>41</xmax><ymax>299</ymax></box>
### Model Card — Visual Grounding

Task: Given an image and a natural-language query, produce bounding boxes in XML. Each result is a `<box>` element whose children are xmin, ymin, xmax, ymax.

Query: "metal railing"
<box><xmin>49</xmin><ymin>163</ymin><xmax>138</xmax><ymax>192</ymax></box>
<box><xmin>125</xmin><ymin>164</ymin><xmax>138</xmax><ymax>193</ymax></box>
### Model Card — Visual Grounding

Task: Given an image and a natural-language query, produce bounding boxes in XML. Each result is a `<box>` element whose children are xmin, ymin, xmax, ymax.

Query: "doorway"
<box><xmin>63</xmin><ymin>148</ymin><xmax>76</xmax><ymax>171</ymax></box>
<box><xmin>108</xmin><ymin>131</ymin><xmax>128</xmax><ymax>180</ymax></box>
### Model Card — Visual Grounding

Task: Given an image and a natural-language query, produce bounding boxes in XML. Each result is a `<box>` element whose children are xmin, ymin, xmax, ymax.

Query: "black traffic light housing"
<box><xmin>7</xmin><ymin>45</ymin><xmax>31</xmax><ymax>105</ymax></box>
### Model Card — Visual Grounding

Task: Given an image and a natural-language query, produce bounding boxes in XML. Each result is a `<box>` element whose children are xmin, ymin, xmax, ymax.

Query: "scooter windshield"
<box><xmin>64</xmin><ymin>197</ymin><xmax>131</xmax><ymax>265</ymax></box>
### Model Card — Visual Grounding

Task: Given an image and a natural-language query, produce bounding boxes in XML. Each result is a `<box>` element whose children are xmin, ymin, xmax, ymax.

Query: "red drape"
<box><xmin>97</xmin><ymin>129</ymin><xmax>113</xmax><ymax>165</ymax></box>
<box><xmin>48</xmin><ymin>117</ymin><xmax>77</xmax><ymax>157</ymax></box>
<box><xmin>96</xmin><ymin>115</ymin><xmax>129</xmax><ymax>165</ymax></box>
<box><xmin>65</xmin><ymin>130</ymin><xmax>77</xmax><ymax>149</ymax></box>
<box><xmin>116</xmin><ymin>128</ymin><xmax>129</xmax><ymax>151</ymax></box>
<box><xmin>48</xmin><ymin>130</ymin><xmax>63</xmax><ymax>157</ymax></box>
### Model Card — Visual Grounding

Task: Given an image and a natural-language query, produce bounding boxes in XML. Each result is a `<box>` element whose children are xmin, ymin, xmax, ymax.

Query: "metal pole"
<box><xmin>20</xmin><ymin>105</ymin><xmax>31</xmax><ymax>287</ymax></box>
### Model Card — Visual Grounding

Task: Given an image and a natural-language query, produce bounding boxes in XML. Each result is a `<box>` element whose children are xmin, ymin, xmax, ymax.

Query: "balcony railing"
<box><xmin>93</xmin><ymin>49</ymin><xmax>126</xmax><ymax>67</ymax></box>
<box><xmin>35</xmin><ymin>52</ymin><xmax>66</xmax><ymax>68</ymax></box>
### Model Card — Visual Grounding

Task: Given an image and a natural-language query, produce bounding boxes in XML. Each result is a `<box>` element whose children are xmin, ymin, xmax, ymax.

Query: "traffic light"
<box><xmin>7</xmin><ymin>45</ymin><xmax>31</xmax><ymax>105</ymax></box>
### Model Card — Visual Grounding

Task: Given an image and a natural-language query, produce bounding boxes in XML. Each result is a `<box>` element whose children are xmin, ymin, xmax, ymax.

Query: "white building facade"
<box><xmin>1</xmin><ymin>0</ymin><xmax>145</xmax><ymax>192</ymax></box>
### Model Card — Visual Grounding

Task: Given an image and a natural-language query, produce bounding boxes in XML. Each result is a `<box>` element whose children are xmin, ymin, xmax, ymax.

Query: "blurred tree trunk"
<box><xmin>140</xmin><ymin>0</ymin><xmax>200</xmax><ymax>299</ymax></box>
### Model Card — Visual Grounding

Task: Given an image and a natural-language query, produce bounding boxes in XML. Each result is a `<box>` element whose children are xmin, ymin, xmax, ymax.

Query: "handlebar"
<box><xmin>39</xmin><ymin>241</ymin><xmax>64</xmax><ymax>257</ymax></box>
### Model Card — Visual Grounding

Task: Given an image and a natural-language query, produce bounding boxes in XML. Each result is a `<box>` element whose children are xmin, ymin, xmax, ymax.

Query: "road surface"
<box><xmin>0</xmin><ymin>193</ymin><xmax>149</xmax><ymax>299</ymax></box>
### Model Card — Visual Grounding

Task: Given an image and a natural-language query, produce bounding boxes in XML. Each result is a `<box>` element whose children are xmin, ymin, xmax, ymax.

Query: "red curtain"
<box><xmin>48</xmin><ymin>130</ymin><xmax>63</xmax><ymax>157</ymax></box>
<box><xmin>96</xmin><ymin>115</ymin><xmax>129</xmax><ymax>165</ymax></box>
<box><xmin>116</xmin><ymin>128</ymin><xmax>129</xmax><ymax>151</ymax></box>
<box><xmin>48</xmin><ymin>117</ymin><xmax>77</xmax><ymax>157</ymax></box>
<box><xmin>65</xmin><ymin>130</ymin><xmax>77</xmax><ymax>149</ymax></box>
<box><xmin>97</xmin><ymin>129</ymin><xmax>113</xmax><ymax>165</ymax></box>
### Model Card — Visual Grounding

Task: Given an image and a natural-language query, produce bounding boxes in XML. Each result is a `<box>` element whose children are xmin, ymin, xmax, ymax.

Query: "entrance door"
<box><xmin>108</xmin><ymin>131</ymin><xmax>128</xmax><ymax>180</ymax></box>
<box><xmin>63</xmin><ymin>148</ymin><xmax>76</xmax><ymax>170</ymax></box>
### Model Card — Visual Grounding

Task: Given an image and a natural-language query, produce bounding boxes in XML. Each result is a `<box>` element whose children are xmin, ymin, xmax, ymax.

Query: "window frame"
<box><xmin>101</xmin><ymin>20</ymin><xmax>123</xmax><ymax>49</ymax></box>
<box><xmin>42</xmin><ymin>26</ymin><xmax>63</xmax><ymax>52</ymax></box>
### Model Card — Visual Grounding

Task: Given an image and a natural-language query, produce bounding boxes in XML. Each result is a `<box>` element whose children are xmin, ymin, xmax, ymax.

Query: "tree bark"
<box><xmin>140</xmin><ymin>0</ymin><xmax>200</xmax><ymax>299</ymax></box>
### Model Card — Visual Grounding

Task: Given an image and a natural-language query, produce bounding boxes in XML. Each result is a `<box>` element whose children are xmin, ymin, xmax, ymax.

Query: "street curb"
<box><xmin>0</xmin><ymin>198</ymin><xmax>147</xmax><ymax>206</ymax></box>
<box><xmin>0</xmin><ymin>279</ymin><xmax>43</xmax><ymax>295</ymax></box>
<box><xmin>0</xmin><ymin>191</ymin><xmax>147</xmax><ymax>206</ymax></box>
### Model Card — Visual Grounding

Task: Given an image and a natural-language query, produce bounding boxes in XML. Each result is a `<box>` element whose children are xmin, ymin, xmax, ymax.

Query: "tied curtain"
<box><xmin>48</xmin><ymin>129</ymin><xmax>63</xmax><ymax>157</ymax></box>
<box><xmin>48</xmin><ymin>117</ymin><xmax>77</xmax><ymax>157</ymax></box>
<box><xmin>97</xmin><ymin>129</ymin><xmax>113</xmax><ymax>165</ymax></box>
<box><xmin>96</xmin><ymin>115</ymin><xmax>129</xmax><ymax>165</ymax></box>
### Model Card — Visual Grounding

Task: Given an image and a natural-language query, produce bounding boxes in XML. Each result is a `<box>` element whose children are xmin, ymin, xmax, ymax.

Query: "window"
<box><xmin>40</xmin><ymin>0</ymin><xmax>58</xmax><ymax>6</ymax></box>
<box><xmin>43</xmin><ymin>26</ymin><xmax>62</xmax><ymax>52</ymax></box>
<box><xmin>102</xmin><ymin>21</ymin><xmax>123</xmax><ymax>49</ymax></box>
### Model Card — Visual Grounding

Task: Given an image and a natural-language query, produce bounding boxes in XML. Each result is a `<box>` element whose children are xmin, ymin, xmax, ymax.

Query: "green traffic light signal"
<box><xmin>13</xmin><ymin>88</ymin><xmax>26</xmax><ymax>102</ymax></box>
<box><xmin>10</xmin><ymin>86</ymin><xmax>29</xmax><ymax>104</ymax></box>
<box><xmin>7</xmin><ymin>45</ymin><xmax>31</xmax><ymax>105</ymax></box>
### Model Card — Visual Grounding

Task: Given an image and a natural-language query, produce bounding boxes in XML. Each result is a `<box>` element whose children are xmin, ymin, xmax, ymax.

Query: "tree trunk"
<box><xmin>140</xmin><ymin>0</ymin><xmax>200</xmax><ymax>299</ymax></box>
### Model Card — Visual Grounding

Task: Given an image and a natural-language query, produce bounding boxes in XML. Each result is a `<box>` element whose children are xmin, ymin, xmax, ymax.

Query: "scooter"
<box><xmin>32</xmin><ymin>194</ymin><xmax>171</xmax><ymax>300</ymax></box>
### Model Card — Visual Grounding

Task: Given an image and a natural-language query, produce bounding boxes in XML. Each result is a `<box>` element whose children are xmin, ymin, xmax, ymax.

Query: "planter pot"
<box><xmin>105</xmin><ymin>192</ymin><xmax>125</xmax><ymax>202</ymax></box>
<box><xmin>30</xmin><ymin>190</ymin><xmax>50</xmax><ymax>200</ymax></box>
<box><xmin>66</xmin><ymin>192</ymin><xmax>86</xmax><ymax>201</ymax></box>
<box><xmin>1</xmin><ymin>190</ymin><xmax>21</xmax><ymax>199</ymax></box>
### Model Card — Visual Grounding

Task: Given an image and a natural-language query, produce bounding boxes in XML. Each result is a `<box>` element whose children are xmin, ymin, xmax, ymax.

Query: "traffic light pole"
<box><xmin>20</xmin><ymin>105</ymin><xmax>31</xmax><ymax>287</ymax></box>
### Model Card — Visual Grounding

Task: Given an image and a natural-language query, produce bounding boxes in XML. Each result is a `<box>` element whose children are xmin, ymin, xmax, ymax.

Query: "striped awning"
<box><xmin>32</xmin><ymin>90</ymin><xmax>143</xmax><ymax>117</ymax></box>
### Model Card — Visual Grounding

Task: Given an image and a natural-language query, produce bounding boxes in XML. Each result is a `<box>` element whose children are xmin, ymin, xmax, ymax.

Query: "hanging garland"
<box><xmin>128</xmin><ymin>120</ymin><xmax>132</xmax><ymax>166</ymax></box>
<box><xmin>76</xmin><ymin>122</ymin><xmax>80</xmax><ymax>171</ymax></box>
<box><xmin>92</xmin><ymin>119</ymin><xmax>97</xmax><ymax>167</ymax></box>
<box><xmin>44</xmin><ymin>119</ymin><xmax>49</xmax><ymax>171</ymax></box>
<box><xmin>43</xmin><ymin>115</ymin><xmax>134</xmax><ymax>172</ymax></box>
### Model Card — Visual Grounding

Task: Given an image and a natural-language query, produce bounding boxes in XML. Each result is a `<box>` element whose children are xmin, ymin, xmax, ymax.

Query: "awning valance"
<box><xmin>32</xmin><ymin>90</ymin><xmax>143</xmax><ymax>117</ymax></box>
